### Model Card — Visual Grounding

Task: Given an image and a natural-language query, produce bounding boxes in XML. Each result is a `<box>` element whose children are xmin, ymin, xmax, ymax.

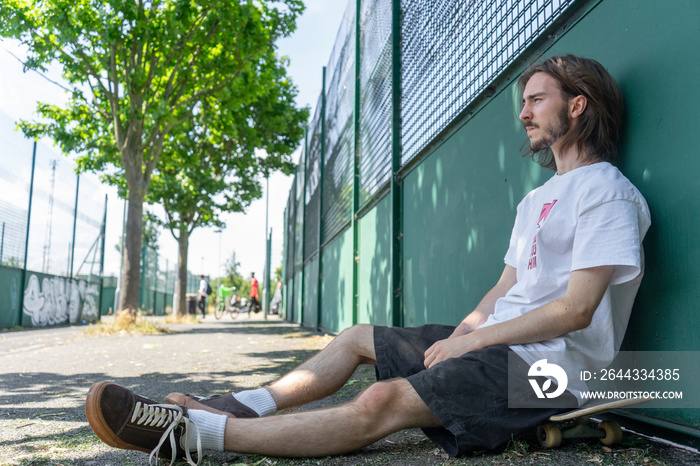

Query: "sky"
<box><xmin>0</xmin><ymin>0</ymin><xmax>349</xmax><ymax>287</ymax></box>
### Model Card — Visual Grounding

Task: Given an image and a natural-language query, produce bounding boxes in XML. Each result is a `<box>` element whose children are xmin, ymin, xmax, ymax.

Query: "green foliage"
<box><xmin>147</xmin><ymin>44</ymin><xmax>308</xmax><ymax>241</ymax></box>
<box><xmin>275</xmin><ymin>263</ymin><xmax>282</xmax><ymax>282</ymax></box>
<box><xmin>0</xmin><ymin>257</ymin><xmax>23</xmax><ymax>269</ymax></box>
<box><xmin>1</xmin><ymin>1</ymin><xmax>306</xmax><ymax>178</ymax></box>
<box><xmin>0</xmin><ymin>0</ymin><xmax>307</xmax><ymax>309</ymax></box>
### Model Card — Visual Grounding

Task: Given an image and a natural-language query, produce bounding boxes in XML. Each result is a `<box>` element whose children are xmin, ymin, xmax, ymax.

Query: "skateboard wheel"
<box><xmin>598</xmin><ymin>421</ymin><xmax>623</xmax><ymax>445</ymax></box>
<box><xmin>537</xmin><ymin>423</ymin><xmax>562</xmax><ymax>448</ymax></box>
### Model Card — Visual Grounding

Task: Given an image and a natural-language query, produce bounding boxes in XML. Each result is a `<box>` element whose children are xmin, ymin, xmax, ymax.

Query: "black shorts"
<box><xmin>373</xmin><ymin>324</ymin><xmax>576</xmax><ymax>456</ymax></box>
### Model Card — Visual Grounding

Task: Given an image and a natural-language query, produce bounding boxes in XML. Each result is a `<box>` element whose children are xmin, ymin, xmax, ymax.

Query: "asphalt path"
<box><xmin>0</xmin><ymin>314</ymin><xmax>336</xmax><ymax>465</ymax></box>
<box><xmin>1</xmin><ymin>315</ymin><xmax>698</xmax><ymax>466</ymax></box>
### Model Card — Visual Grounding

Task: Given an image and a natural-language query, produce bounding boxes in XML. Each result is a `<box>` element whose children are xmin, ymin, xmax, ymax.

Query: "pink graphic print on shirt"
<box><xmin>527</xmin><ymin>199</ymin><xmax>558</xmax><ymax>270</ymax></box>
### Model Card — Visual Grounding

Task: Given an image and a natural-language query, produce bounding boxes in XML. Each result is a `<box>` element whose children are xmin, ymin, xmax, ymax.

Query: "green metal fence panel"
<box><xmin>293</xmin><ymin>153</ymin><xmax>305</xmax><ymax>272</ymax></box>
<box><xmin>101</xmin><ymin>286</ymin><xmax>116</xmax><ymax>315</ymax></box>
<box><xmin>546</xmin><ymin>0</ymin><xmax>700</xmax><ymax>432</ymax></box>
<box><xmin>320</xmin><ymin>227</ymin><xmax>354</xmax><ymax>333</ymax></box>
<box><xmin>154</xmin><ymin>292</ymin><xmax>163</xmax><ymax>316</ymax></box>
<box><xmin>0</xmin><ymin>113</ymin><xmax>30</xmax><ymax>270</ymax></box>
<box><xmin>304</xmin><ymin>96</ymin><xmax>324</xmax><ymax>261</ymax></box>
<box><xmin>357</xmin><ymin>195</ymin><xmax>391</xmax><ymax>326</ymax></box>
<box><xmin>293</xmin><ymin>269</ymin><xmax>303</xmax><ymax>324</ymax></box>
<box><xmin>358</xmin><ymin>0</ymin><xmax>393</xmax><ymax>206</ymax></box>
<box><xmin>550</xmin><ymin>0</ymin><xmax>700</xmax><ymax>354</ymax></box>
<box><xmin>282</xmin><ymin>0</ymin><xmax>700</xmax><ymax>437</ymax></box>
<box><xmin>0</xmin><ymin>266</ymin><xmax>22</xmax><ymax>327</ymax></box>
<box><xmin>302</xmin><ymin>258</ymin><xmax>318</xmax><ymax>328</ymax></box>
<box><xmin>400</xmin><ymin>0</ymin><xmax>575</xmax><ymax>166</ymax></box>
<box><xmin>1</xmin><ymin>110</ymin><xmax>181</xmax><ymax>328</ymax></box>
<box><xmin>284</xmin><ymin>184</ymin><xmax>296</xmax><ymax>281</ymax></box>
<box><xmin>1</xmin><ymin>110</ymin><xmax>110</xmax><ymax>328</ymax></box>
<box><xmin>401</xmin><ymin>81</ymin><xmax>531</xmax><ymax>327</ymax></box>
<box><xmin>282</xmin><ymin>275</ymin><xmax>291</xmax><ymax>321</ymax></box>
<box><xmin>322</xmin><ymin>3</ymin><xmax>356</xmax><ymax>245</ymax></box>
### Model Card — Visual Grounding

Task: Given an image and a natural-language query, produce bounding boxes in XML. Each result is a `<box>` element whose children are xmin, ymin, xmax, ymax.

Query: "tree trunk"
<box><xmin>118</xmin><ymin>187</ymin><xmax>145</xmax><ymax>313</ymax></box>
<box><xmin>174</xmin><ymin>232</ymin><xmax>190</xmax><ymax>316</ymax></box>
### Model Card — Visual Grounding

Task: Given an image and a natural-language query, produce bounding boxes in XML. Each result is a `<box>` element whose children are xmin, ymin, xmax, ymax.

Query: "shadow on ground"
<box><xmin>0</xmin><ymin>318</ymin><xmax>698</xmax><ymax>465</ymax></box>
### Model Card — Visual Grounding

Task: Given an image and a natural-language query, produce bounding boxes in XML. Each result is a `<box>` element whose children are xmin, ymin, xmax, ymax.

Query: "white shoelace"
<box><xmin>130</xmin><ymin>402</ymin><xmax>202</xmax><ymax>466</ymax></box>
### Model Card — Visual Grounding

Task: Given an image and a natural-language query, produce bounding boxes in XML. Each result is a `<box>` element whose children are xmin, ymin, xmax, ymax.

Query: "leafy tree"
<box><xmin>0</xmin><ymin>0</ymin><xmax>304</xmax><ymax>312</ymax></box>
<box><xmin>115</xmin><ymin>213</ymin><xmax>160</xmax><ymax>254</ymax></box>
<box><xmin>147</xmin><ymin>62</ymin><xmax>307</xmax><ymax>314</ymax></box>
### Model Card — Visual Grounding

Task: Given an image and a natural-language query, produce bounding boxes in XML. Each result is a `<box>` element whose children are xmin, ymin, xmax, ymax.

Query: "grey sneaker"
<box><xmin>165</xmin><ymin>392</ymin><xmax>259</xmax><ymax>419</ymax></box>
<box><xmin>86</xmin><ymin>381</ymin><xmax>201</xmax><ymax>465</ymax></box>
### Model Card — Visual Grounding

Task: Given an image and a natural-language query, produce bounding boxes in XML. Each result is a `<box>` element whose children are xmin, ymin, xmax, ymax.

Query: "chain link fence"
<box><xmin>0</xmin><ymin>110</ymin><xmax>108</xmax><ymax>327</ymax></box>
<box><xmin>0</xmin><ymin>110</ymin><xmax>182</xmax><ymax>326</ymax></box>
<box><xmin>282</xmin><ymin>0</ymin><xmax>578</xmax><ymax>326</ymax></box>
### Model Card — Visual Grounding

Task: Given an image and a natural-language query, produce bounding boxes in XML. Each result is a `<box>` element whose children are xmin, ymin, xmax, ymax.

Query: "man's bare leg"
<box><xmin>223</xmin><ymin>377</ymin><xmax>442</xmax><ymax>457</ymax></box>
<box><xmin>166</xmin><ymin>324</ymin><xmax>377</xmax><ymax>417</ymax></box>
<box><xmin>266</xmin><ymin>324</ymin><xmax>377</xmax><ymax>411</ymax></box>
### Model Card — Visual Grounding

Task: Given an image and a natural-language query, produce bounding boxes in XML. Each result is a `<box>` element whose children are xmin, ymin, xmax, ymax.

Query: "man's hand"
<box><xmin>424</xmin><ymin>333</ymin><xmax>482</xmax><ymax>369</ymax></box>
<box><xmin>423</xmin><ymin>265</ymin><xmax>615</xmax><ymax>370</ymax></box>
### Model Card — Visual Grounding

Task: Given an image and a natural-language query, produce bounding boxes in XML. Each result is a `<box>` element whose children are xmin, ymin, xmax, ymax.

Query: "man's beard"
<box><xmin>526</xmin><ymin>106</ymin><xmax>570</xmax><ymax>152</ymax></box>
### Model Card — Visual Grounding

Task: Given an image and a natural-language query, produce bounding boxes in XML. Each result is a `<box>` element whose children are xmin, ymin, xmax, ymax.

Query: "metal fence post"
<box><xmin>18</xmin><ymin>141</ymin><xmax>38</xmax><ymax>326</ymax></box>
<box><xmin>164</xmin><ymin>258</ymin><xmax>169</xmax><ymax>314</ymax></box>
<box><xmin>289</xmin><ymin>178</ymin><xmax>297</xmax><ymax>321</ymax></box>
<box><xmin>139</xmin><ymin>243</ymin><xmax>146</xmax><ymax>311</ymax></box>
<box><xmin>1</xmin><ymin>221</ymin><xmax>5</xmax><ymax>264</ymax></box>
<box><xmin>266</xmin><ymin>229</ymin><xmax>272</xmax><ymax>319</ymax></box>
<box><xmin>114</xmin><ymin>199</ymin><xmax>126</xmax><ymax>312</ymax></box>
<box><xmin>153</xmin><ymin>251</ymin><xmax>158</xmax><ymax>314</ymax></box>
<box><xmin>390</xmin><ymin>0</ymin><xmax>403</xmax><ymax>328</ymax></box>
<box><xmin>300</xmin><ymin>130</ymin><xmax>308</xmax><ymax>324</ymax></box>
<box><xmin>70</xmin><ymin>175</ymin><xmax>80</xmax><ymax>279</ymax></box>
<box><xmin>98</xmin><ymin>194</ymin><xmax>107</xmax><ymax>320</ymax></box>
<box><xmin>264</xmin><ymin>177</ymin><xmax>270</xmax><ymax>319</ymax></box>
<box><xmin>352</xmin><ymin>0</ymin><xmax>362</xmax><ymax>326</ymax></box>
<box><xmin>316</xmin><ymin>66</ymin><xmax>327</xmax><ymax>331</ymax></box>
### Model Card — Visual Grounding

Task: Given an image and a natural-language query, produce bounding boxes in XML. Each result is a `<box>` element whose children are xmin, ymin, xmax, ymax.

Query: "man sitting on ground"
<box><xmin>85</xmin><ymin>54</ymin><xmax>650</xmax><ymax>465</ymax></box>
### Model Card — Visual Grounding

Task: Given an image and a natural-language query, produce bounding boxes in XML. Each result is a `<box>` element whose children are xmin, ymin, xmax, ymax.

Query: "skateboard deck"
<box><xmin>537</xmin><ymin>397</ymin><xmax>652</xmax><ymax>448</ymax></box>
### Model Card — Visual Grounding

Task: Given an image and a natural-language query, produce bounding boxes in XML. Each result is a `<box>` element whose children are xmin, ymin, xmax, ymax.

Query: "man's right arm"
<box><xmin>449</xmin><ymin>265</ymin><xmax>517</xmax><ymax>338</ymax></box>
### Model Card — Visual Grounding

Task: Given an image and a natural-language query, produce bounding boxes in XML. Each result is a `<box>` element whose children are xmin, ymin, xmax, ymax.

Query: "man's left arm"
<box><xmin>424</xmin><ymin>265</ymin><xmax>614</xmax><ymax>368</ymax></box>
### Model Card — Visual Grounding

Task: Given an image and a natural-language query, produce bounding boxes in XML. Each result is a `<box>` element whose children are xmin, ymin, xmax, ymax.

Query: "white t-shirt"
<box><xmin>480</xmin><ymin>162</ymin><xmax>651</xmax><ymax>402</ymax></box>
<box><xmin>199</xmin><ymin>279</ymin><xmax>209</xmax><ymax>297</ymax></box>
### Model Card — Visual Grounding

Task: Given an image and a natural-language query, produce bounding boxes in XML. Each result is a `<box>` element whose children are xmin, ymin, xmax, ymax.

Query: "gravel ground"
<box><xmin>0</xmin><ymin>314</ymin><xmax>698</xmax><ymax>466</ymax></box>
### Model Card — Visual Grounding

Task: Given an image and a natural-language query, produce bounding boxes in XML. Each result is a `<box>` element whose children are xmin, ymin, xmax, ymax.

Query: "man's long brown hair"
<box><xmin>518</xmin><ymin>54</ymin><xmax>624</xmax><ymax>170</ymax></box>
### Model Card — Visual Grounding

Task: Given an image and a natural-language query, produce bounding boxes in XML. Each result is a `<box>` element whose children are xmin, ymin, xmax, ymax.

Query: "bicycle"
<box><xmin>214</xmin><ymin>285</ymin><xmax>245</xmax><ymax>319</ymax></box>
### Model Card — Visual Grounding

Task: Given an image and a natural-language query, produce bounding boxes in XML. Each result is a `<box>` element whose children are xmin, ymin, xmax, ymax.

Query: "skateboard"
<box><xmin>537</xmin><ymin>397</ymin><xmax>652</xmax><ymax>448</ymax></box>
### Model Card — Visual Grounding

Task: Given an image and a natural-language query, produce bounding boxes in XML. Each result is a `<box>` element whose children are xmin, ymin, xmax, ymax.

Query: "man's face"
<box><xmin>520</xmin><ymin>72</ymin><xmax>570</xmax><ymax>152</ymax></box>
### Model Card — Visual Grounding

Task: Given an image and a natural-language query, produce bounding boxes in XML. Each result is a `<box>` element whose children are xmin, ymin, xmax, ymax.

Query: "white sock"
<box><xmin>233</xmin><ymin>388</ymin><xmax>277</xmax><ymax>417</ymax></box>
<box><xmin>186</xmin><ymin>409</ymin><xmax>227</xmax><ymax>451</ymax></box>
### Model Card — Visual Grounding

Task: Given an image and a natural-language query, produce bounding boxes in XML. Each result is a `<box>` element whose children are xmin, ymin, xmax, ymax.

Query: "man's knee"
<box><xmin>350</xmin><ymin>379</ymin><xmax>438</xmax><ymax>431</ymax></box>
<box><xmin>336</xmin><ymin>324</ymin><xmax>376</xmax><ymax>364</ymax></box>
<box><xmin>355</xmin><ymin>380</ymin><xmax>398</xmax><ymax>413</ymax></box>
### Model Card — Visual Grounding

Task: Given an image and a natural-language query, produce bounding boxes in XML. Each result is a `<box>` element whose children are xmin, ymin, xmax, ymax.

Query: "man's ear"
<box><xmin>569</xmin><ymin>95</ymin><xmax>587</xmax><ymax>119</ymax></box>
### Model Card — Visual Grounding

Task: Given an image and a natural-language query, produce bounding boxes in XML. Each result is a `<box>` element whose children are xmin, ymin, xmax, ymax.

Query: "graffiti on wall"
<box><xmin>23</xmin><ymin>274</ymin><xmax>99</xmax><ymax>326</ymax></box>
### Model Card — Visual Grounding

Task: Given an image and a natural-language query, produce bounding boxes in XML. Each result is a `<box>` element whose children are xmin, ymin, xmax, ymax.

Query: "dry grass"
<box><xmin>82</xmin><ymin>310</ymin><xmax>170</xmax><ymax>335</ymax></box>
<box><xmin>164</xmin><ymin>313</ymin><xmax>200</xmax><ymax>324</ymax></box>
